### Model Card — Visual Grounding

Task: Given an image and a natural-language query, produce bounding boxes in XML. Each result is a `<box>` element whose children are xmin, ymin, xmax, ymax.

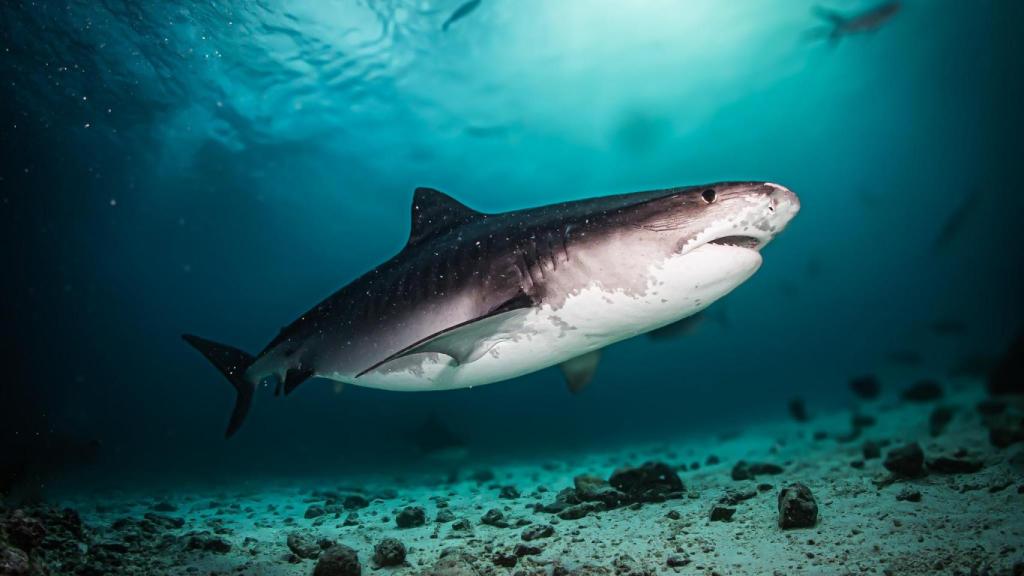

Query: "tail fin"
<box><xmin>182</xmin><ymin>334</ymin><xmax>256</xmax><ymax>439</ymax></box>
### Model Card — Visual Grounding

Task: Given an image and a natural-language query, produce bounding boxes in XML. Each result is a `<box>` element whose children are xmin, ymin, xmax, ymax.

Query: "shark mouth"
<box><xmin>708</xmin><ymin>235</ymin><xmax>763</xmax><ymax>250</ymax></box>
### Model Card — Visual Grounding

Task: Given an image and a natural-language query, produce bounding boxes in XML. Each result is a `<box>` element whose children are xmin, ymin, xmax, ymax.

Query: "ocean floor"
<box><xmin>3</xmin><ymin>379</ymin><xmax>1023</xmax><ymax>576</ymax></box>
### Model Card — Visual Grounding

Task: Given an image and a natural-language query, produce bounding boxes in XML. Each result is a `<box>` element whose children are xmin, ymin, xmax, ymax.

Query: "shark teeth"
<box><xmin>708</xmin><ymin>235</ymin><xmax>762</xmax><ymax>249</ymax></box>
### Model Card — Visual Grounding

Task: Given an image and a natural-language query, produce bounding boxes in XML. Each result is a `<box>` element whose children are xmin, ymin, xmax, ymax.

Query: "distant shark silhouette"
<box><xmin>184</xmin><ymin>182</ymin><xmax>799</xmax><ymax>437</ymax></box>
<box><xmin>810</xmin><ymin>2</ymin><xmax>900</xmax><ymax>44</ymax></box>
<box><xmin>441</xmin><ymin>0</ymin><xmax>481</xmax><ymax>31</ymax></box>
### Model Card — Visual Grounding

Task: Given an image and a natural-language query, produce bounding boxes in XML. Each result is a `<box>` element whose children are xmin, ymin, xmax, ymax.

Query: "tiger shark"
<box><xmin>184</xmin><ymin>182</ymin><xmax>800</xmax><ymax>437</ymax></box>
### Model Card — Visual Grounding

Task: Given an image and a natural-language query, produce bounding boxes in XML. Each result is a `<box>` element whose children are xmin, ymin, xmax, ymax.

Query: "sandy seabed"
<box><xmin>2</xmin><ymin>379</ymin><xmax>1023</xmax><ymax>576</ymax></box>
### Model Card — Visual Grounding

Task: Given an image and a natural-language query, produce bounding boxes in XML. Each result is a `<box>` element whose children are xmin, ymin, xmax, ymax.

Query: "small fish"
<box><xmin>810</xmin><ymin>1</ymin><xmax>900</xmax><ymax>44</ymax></box>
<box><xmin>441</xmin><ymin>0</ymin><xmax>482</xmax><ymax>32</ymax></box>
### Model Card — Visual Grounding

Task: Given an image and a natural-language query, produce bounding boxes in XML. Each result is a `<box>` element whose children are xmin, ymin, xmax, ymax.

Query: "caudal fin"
<box><xmin>182</xmin><ymin>334</ymin><xmax>256</xmax><ymax>439</ymax></box>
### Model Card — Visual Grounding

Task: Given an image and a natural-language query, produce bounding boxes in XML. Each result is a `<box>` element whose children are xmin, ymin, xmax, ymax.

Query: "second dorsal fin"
<box><xmin>407</xmin><ymin>187</ymin><xmax>483</xmax><ymax>247</ymax></box>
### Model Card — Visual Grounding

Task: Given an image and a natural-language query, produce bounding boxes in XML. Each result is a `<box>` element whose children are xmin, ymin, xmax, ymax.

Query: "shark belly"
<box><xmin>344</xmin><ymin>243</ymin><xmax>762</xmax><ymax>392</ymax></box>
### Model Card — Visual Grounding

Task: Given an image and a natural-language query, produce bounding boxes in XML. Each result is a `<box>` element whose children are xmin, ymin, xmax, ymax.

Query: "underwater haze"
<box><xmin>2</xmin><ymin>0</ymin><xmax>1024</xmax><ymax>574</ymax></box>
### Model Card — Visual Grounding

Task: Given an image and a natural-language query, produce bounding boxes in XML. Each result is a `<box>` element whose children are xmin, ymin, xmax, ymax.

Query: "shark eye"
<box><xmin>701</xmin><ymin>189</ymin><xmax>716</xmax><ymax>204</ymax></box>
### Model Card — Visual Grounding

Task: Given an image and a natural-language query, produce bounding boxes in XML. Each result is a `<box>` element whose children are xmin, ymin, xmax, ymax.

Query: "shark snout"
<box><xmin>765</xmin><ymin>182</ymin><xmax>800</xmax><ymax>222</ymax></box>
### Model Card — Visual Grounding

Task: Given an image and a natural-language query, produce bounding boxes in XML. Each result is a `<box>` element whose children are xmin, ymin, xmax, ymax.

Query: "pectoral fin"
<box><xmin>561</xmin><ymin>350</ymin><xmax>601</xmax><ymax>394</ymax></box>
<box><xmin>356</xmin><ymin>293</ymin><xmax>534</xmax><ymax>378</ymax></box>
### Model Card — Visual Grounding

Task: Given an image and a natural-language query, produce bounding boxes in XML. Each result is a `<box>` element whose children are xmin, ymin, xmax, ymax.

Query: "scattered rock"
<box><xmin>492</xmin><ymin>552</ymin><xmax>517</xmax><ymax>567</ymax></box>
<box><xmin>573</xmin><ymin>475</ymin><xmax>624</xmax><ymax>508</ymax></box>
<box><xmin>850</xmin><ymin>375</ymin><xmax>881</xmax><ymax>400</ymax></box>
<box><xmin>929</xmin><ymin>406</ymin><xmax>955</xmax><ymax>437</ymax></box>
<box><xmin>521</xmin><ymin>524</ymin><xmax>554</xmax><ymax>541</ymax></box>
<box><xmin>705</xmin><ymin>455</ymin><xmax>720</xmax><ymax>465</ymax></box>
<box><xmin>314</xmin><ymin>544</ymin><xmax>361</xmax><ymax>576</ymax></box>
<box><xmin>498</xmin><ymin>486</ymin><xmax>520</xmax><ymax>499</ymax></box>
<box><xmin>788</xmin><ymin>398</ymin><xmax>809</xmax><ymax>422</ymax></box>
<box><xmin>928</xmin><ymin>456</ymin><xmax>984</xmax><ymax>474</ymax></box>
<box><xmin>608</xmin><ymin>461</ymin><xmax>684</xmax><ymax>503</ymax></box>
<box><xmin>901</xmin><ymin>380</ymin><xmax>943</xmax><ymax>402</ymax></box>
<box><xmin>186</xmin><ymin>532</ymin><xmax>232</xmax><ymax>554</ymax></box>
<box><xmin>731</xmin><ymin>461</ymin><xmax>783</xmax><ymax>481</ymax></box>
<box><xmin>343</xmin><ymin>512</ymin><xmax>360</xmax><ymax>526</ymax></box>
<box><xmin>421</xmin><ymin>549</ymin><xmax>480</xmax><ymax>576</ymax></box>
<box><xmin>778</xmin><ymin>483</ymin><xmax>818</xmax><ymax>529</ymax></box>
<box><xmin>343</xmin><ymin>495</ymin><xmax>369</xmax><ymax>510</ymax></box>
<box><xmin>305</xmin><ymin>505</ymin><xmax>326</xmax><ymax>519</ymax></box>
<box><xmin>557</xmin><ymin>503</ymin><xmax>602</xmax><ymax>521</ymax></box>
<box><xmin>435</xmin><ymin>509</ymin><xmax>456</xmax><ymax>523</ymax></box>
<box><xmin>373</xmin><ymin>538</ymin><xmax>406</xmax><ymax>567</ymax></box>
<box><xmin>514</xmin><ymin>543</ymin><xmax>543</xmax><ymax>556</ymax></box>
<box><xmin>883</xmin><ymin>443</ymin><xmax>926</xmax><ymax>478</ymax></box>
<box><xmin>287</xmin><ymin>531</ymin><xmax>321</xmax><ymax>560</ymax></box>
<box><xmin>0</xmin><ymin>543</ymin><xmax>29</xmax><ymax>576</ymax></box>
<box><xmin>395</xmin><ymin>506</ymin><xmax>426</xmax><ymax>529</ymax></box>
<box><xmin>143</xmin><ymin>512</ymin><xmax>184</xmax><ymax>530</ymax></box>
<box><xmin>611</xmin><ymin>553</ymin><xmax>655</xmax><ymax>576</ymax></box>
<box><xmin>480</xmin><ymin>509</ymin><xmax>509</xmax><ymax>528</ymax></box>
<box><xmin>666</xmin><ymin>555</ymin><xmax>691</xmax><ymax>568</ymax></box>
<box><xmin>539</xmin><ymin>487</ymin><xmax>580</xmax><ymax>514</ymax></box>
<box><xmin>896</xmin><ymin>488</ymin><xmax>921</xmax><ymax>502</ymax></box>
<box><xmin>450</xmin><ymin>519</ymin><xmax>472</xmax><ymax>533</ymax></box>
<box><xmin>718</xmin><ymin>488</ymin><xmax>757</xmax><ymax>506</ymax></box>
<box><xmin>5</xmin><ymin>511</ymin><xmax>46</xmax><ymax>551</ymax></box>
<box><xmin>709</xmin><ymin>505</ymin><xmax>735</xmax><ymax>522</ymax></box>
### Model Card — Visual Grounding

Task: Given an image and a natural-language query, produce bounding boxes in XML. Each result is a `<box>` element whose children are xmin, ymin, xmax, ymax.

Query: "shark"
<box><xmin>184</xmin><ymin>182</ymin><xmax>800</xmax><ymax>437</ymax></box>
<box><xmin>811</xmin><ymin>2</ymin><xmax>900</xmax><ymax>44</ymax></box>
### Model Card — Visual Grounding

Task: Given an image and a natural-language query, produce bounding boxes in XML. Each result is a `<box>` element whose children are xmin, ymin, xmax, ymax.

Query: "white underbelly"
<box><xmin>335</xmin><ymin>243</ymin><xmax>761</xmax><ymax>391</ymax></box>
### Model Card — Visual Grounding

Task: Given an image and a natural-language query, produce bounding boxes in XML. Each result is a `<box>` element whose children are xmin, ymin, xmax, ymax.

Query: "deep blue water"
<box><xmin>1</xmin><ymin>0</ymin><xmax>1021</xmax><ymax>491</ymax></box>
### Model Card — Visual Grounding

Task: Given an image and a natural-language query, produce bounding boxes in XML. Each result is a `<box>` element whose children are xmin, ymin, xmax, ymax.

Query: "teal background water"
<box><xmin>1</xmin><ymin>0</ymin><xmax>1021</xmax><ymax>489</ymax></box>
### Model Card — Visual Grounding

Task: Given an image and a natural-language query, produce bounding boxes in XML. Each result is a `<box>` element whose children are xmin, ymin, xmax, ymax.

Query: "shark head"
<box><xmin>629</xmin><ymin>181</ymin><xmax>800</xmax><ymax>257</ymax></box>
<box><xmin>571</xmin><ymin>181</ymin><xmax>801</xmax><ymax>325</ymax></box>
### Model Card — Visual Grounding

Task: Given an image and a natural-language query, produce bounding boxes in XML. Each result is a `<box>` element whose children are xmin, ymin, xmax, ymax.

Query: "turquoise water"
<box><xmin>2</xmin><ymin>0</ymin><xmax>1021</xmax><ymax>487</ymax></box>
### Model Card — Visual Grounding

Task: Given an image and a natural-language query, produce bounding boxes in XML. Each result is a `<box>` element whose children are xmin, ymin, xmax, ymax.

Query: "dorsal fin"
<box><xmin>407</xmin><ymin>187</ymin><xmax>482</xmax><ymax>247</ymax></box>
